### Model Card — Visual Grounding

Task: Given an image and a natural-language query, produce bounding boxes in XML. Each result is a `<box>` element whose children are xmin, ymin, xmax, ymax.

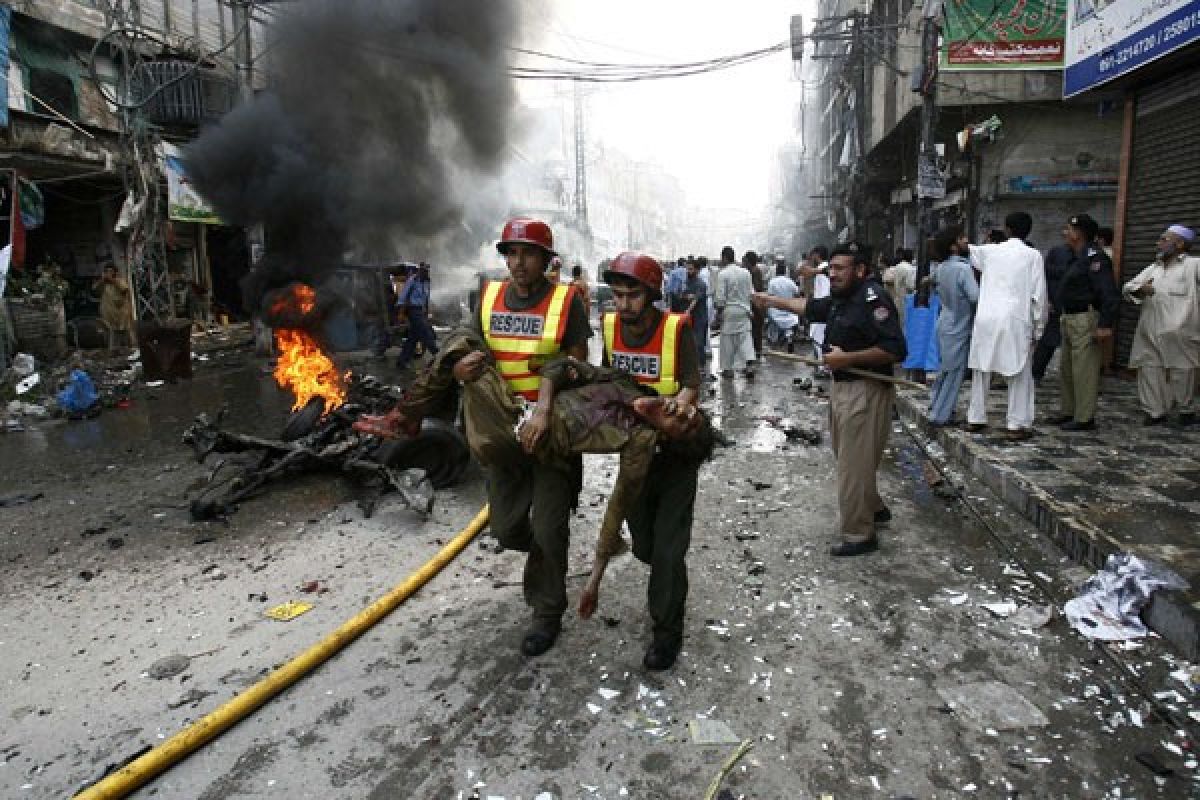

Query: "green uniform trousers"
<box><xmin>626</xmin><ymin>451</ymin><xmax>698</xmax><ymax>642</ymax></box>
<box><xmin>458</xmin><ymin>367</ymin><xmax>577</xmax><ymax>627</ymax></box>
<box><xmin>1059</xmin><ymin>310</ymin><xmax>1101</xmax><ymax>423</ymax></box>
<box><xmin>485</xmin><ymin>448</ymin><xmax>577</xmax><ymax>625</ymax></box>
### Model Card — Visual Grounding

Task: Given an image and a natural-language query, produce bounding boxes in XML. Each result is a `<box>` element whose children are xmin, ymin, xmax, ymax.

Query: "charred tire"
<box><xmin>280</xmin><ymin>397</ymin><xmax>327</xmax><ymax>441</ymax></box>
<box><xmin>371</xmin><ymin>418</ymin><xmax>470</xmax><ymax>489</ymax></box>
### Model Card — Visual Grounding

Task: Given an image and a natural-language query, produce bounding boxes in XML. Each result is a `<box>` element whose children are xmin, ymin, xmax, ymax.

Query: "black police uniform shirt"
<box><xmin>1054</xmin><ymin>246</ymin><xmax>1120</xmax><ymax>328</ymax></box>
<box><xmin>805</xmin><ymin>279</ymin><xmax>907</xmax><ymax>380</ymax></box>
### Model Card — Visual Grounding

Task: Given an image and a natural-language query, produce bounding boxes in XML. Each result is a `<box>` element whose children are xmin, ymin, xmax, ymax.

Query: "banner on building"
<box><xmin>943</xmin><ymin>0</ymin><xmax>1067</xmax><ymax>71</ymax></box>
<box><xmin>158</xmin><ymin>142</ymin><xmax>221</xmax><ymax>224</ymax></box>
<box><xmin>1064</xmin><ymin>0</ymin><xmax>1200</xmax><ymax>97</ymax></box>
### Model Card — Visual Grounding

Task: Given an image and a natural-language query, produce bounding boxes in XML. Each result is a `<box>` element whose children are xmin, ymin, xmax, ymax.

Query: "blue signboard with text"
<box><xmin>1065</xmin><ymin>0</ymin><xmax>1200</xmax><ymax>97</ymax></box>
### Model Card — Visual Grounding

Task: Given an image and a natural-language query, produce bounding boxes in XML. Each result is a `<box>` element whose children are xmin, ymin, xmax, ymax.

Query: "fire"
<box><xmin>269</xmin><ymin>282</ymin><xmax>317</xmax><ymax>319</ymax></box>
<box><xmin>273</xmin><ymin>328</ymin><xmax>346</xmax><ymax>412</ymax></box>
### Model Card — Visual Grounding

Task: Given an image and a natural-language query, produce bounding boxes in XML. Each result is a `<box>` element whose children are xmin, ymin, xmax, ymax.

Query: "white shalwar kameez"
<box><xmin>965</xmin><ymin>239</ymin><xmax>1047</xmax><ymax>431</ymax></box>
<box><xmin>716</xmin><ymin>264</ymin><xmax>757</xmax><ymax>371</ymax></box>
<box><xmin>1123</xmin><ymin>254</ymin><xmax>1200</xmax><ymax>417</ymax></box>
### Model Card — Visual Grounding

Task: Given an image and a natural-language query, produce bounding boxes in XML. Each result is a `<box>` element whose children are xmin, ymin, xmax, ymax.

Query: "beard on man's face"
<box><xmin>830</xmin><ymin>272</ymin><xmax>863</xmax><ymax>298</ymax></box>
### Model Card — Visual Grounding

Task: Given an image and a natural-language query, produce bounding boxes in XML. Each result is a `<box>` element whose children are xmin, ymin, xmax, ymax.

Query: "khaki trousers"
<box><xmin>1138</xmin><ymin>366</ymin><xmax>1196</xmax><ymax>418</ymax></box>
<box><xmin>830</xmin><ymin>379</ymin><xmax>894</xmax><ymax>542</ymax></box>
<box><xmin>1059</xmin><ymin>310</ymin><xmax>1101</xmax><ymax>423</ymax></box>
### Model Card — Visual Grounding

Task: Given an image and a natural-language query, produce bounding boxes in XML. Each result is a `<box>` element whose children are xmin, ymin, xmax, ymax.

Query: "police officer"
<box><xmin>1051</xmin><ymin>214</ymin><xmax>1120</xmax><ymax>431</ymax></box>
<box><xmin>754</xmin><ymin>243</ymin><xmax>906</xmax><ymax>556</ymax></box>
<box><xmin>394</xmin><ymin>261</ymin><xmax>437</xmax><ymax>370</ymax></box>
<box><xmin>463</xmin><ymin>217</ymin><xmax>592</xmax><ymax>656</ymax></box>
<box><xmin>601</xmin><ymin>251</ymin><xmax>703</xmax><ymax>670</ymax></box>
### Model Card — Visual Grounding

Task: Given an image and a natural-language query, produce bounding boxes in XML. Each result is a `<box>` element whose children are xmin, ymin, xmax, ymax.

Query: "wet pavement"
<box><xmin>893</xmin><ymin>368</ymin><xmax>1200</xmax><ymax>660</ymax></box>
<box><xmin>2</xmin><ymin>339</ymin><xmax>1199</xmax><ymax>798</ymax></box>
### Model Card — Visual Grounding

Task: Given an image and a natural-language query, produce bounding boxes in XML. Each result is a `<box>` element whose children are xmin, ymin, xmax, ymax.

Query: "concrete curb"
<box><xmin>893</xmin><ymin>388</ymin><xmax>1200</xmax><ymax>661</ymax></box>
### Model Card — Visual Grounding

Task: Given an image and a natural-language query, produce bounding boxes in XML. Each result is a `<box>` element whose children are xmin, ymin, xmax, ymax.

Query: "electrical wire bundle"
<box><xmin>506</xmin><ymin>42</ymin><xmax>789</xmax><ymax>82</ymax></box>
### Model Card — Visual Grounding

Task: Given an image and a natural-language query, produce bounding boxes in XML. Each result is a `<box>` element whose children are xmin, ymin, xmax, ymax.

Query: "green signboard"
<box><xmin>942</xmin><ymin>0</ymin><xmax>1067</xmax><ymax>71</ymax></box>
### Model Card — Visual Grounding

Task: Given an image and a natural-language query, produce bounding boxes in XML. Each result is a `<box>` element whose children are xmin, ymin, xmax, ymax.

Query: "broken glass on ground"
<box><xmin>689</xmin><ymin>718</ymin><xmax>741</xmax><ymax>745</ymax></box>
<box><xmin>937</xmin><ymin>681</ymin><xmax>1049</xmax><ymax>731</ymax></box>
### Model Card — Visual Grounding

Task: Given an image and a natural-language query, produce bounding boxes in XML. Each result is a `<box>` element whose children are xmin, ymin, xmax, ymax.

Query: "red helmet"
<box><xmin>603</xmin><ymin>251</ymin><xmax>663</xmax><ymax>296</ymax></box>
<box><xmin>496</xmin><ymin>217</ymin><xmax>556</xmax><ymax>256</ymax></box>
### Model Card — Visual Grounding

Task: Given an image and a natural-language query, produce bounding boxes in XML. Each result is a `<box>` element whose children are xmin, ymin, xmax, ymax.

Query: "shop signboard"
<box><xmin>1001</xmin><ymin>174</ymin><xmax>1119</xmax><ymax>194</ymax></box>
<box><xmin>943</xmin><ymin>0</ymin><xmax>1067</xmax><ymax>71</ymax></box>
<box><xmin>1064</xmin><ymin>0</ymin><xmax>1200</xmax><ymax>97</ymax></box>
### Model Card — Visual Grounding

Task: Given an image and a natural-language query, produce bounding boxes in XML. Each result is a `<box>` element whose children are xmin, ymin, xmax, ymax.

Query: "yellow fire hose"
<box><xmin>75</xmin><ymin>505</ymin><xmax>490</xmax><ymax>800</ymax></box>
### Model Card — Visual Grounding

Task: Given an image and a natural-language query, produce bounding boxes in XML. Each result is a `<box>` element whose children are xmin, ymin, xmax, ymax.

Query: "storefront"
<box><xmin>1065</xmin><ymin>0</ymin><xmax>1200</xmax><ymax>365</ymax></box>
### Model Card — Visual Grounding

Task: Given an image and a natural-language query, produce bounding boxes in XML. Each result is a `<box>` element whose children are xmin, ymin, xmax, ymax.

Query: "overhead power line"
<box><xmin>250</xmin><ymin>4</ymin><xmax>788</xmax><ymax>84</ymax></box>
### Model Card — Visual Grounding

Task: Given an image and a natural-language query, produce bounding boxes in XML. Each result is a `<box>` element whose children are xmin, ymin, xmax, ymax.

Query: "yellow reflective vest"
<box><xmin>481</xmin><ymin>280</ymin><xmax>576</xmax><ymax>401</ymax></box>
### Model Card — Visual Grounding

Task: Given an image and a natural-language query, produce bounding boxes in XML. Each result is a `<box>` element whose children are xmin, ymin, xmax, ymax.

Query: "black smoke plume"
<box><xmin>184</xmin><ymin>0</ymin><xmax>523</xmax><ymax>314</ymax></box>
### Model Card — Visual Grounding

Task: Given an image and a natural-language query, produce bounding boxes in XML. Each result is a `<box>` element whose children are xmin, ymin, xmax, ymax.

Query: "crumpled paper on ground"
<box><xmin>1064</xmin><ymin>553</ymin><xmax>1188</xmax><ymax>641</ymax></box>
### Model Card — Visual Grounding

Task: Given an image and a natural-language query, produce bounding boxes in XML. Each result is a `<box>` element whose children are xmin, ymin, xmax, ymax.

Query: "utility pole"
<box><xmin>572</xmin><ymin>79</ymin><xmax>589</xmax><ymax>232</ymax></box>
<box><xmin>853</xmin><ymin>11</ymin><xmax>867</xmax><ymax>243</ymax></box>
<box><xmin>915</xmin><ymin>0</ymin><xmax>943</xmax><ymax>293</ymax></box>
<box><xmin>232</xmin><ymin>0</ymin><xmax>254</xmax><ymax>104</ymax></box>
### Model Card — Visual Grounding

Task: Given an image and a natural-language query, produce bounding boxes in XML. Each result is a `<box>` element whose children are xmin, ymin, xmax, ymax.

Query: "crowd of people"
<box><xmin>912</xmin><ymin>212</ymin><xmax>1197</xmax><ymax>434</ymax></box>
<box><xmin>353</xmin><ymin>211</ymin><xmax>1196</xmax><ymax>672</ymax></box>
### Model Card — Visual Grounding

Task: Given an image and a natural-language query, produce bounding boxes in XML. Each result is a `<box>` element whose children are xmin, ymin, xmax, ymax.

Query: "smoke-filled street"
<box><xmin>0</xmin><ymin>351</ymin><xmax>1190</xmax><ymax>799</ymax></box>
<box><xmin>4</xmin><ymin>0</ymin><xmax>1200</xmax><ymax>798</ymax></box>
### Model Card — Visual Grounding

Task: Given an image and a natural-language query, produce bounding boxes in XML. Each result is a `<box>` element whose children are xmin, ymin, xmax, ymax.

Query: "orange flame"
<box><xmin>269</xmin><ymin>282</ymin><xmax>317</xmax><ymax>318</ymax></box>
<box><xmin>273</xmin><ymin>328</ymin><xmax>346</xmax><ymax>412</ymax></box>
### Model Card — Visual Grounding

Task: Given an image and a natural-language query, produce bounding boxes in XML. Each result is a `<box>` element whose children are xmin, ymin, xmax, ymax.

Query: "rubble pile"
<box><xmin>183</xmin><ymin>372</ymin><xmax>470</xmax><ymax>521</ymax></box>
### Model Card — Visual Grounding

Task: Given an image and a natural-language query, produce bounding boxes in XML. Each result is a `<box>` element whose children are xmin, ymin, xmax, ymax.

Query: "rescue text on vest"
<box><xmin>488</xmin><ymin>312</ymin><xmax>545</xmax><ymax>337</ymax></box>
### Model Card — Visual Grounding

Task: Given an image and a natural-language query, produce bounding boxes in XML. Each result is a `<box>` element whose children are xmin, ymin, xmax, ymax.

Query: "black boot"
<box><xmin>643</xmin><ymin>636</ymin><xmax>682</xmax><ymax>671</ymax></box>
<box><xmin>830</xmin><ymin>538</ymin><xmax>879</xmax><ymax>557</ymax></box>
<box><xmin>520</xmin><ymin>619</ymin><xmax>561</xmax><ymax>657</ymax></box>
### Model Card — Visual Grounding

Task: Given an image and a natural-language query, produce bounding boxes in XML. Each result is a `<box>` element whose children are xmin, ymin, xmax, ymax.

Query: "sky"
<box><xmin>515</xmin><ymin>0</ymin><xmax>814</xmax><ymax>222</ymax></box>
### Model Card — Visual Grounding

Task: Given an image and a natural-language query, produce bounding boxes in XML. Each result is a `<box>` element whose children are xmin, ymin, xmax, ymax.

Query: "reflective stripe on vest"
<box><xmin>602</xmin><ymin>311</ymin><xmax>685</xmax><ymax>396</ymax></box>
<box><xmin>482</xmin><ymin>280</ymin><xmax>574</xmax><ymax>401</ymax></box>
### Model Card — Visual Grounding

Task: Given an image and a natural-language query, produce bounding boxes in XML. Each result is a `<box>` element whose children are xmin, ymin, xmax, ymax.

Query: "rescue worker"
<box><xmin>753</xmin><ymin>243</ymin><xmax>906</xmax><ymax>556</ymax></box>
<box><xmin>1050</xmin><ymin>214</ymin><xmax>1120</xmax><ymax>431</ymax></box>
<box><xmin>601</xmin><ymin>251</ymin><xmax>703</xmax><ymax>670</ymax></box>
<box><xmin>359</xmin><ymin>217</ymin><xmax>591</xmax><ymax>657</ymax></box>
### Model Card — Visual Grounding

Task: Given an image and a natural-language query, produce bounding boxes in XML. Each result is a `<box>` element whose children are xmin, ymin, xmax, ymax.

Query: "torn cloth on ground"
<box><xmin>1064</xmin><ymin>553</ymin><xmax>1188</xmax><ymax>641</ymax></box>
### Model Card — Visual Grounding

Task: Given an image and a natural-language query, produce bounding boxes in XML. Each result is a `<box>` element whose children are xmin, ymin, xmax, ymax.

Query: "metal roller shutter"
<box><xmin>1117</xmin><ymin>67</ymin><xmax>1200</xmax><ymax>365</ymax></box>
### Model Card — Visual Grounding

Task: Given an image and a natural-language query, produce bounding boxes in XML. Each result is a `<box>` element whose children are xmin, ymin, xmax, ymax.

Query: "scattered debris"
<box><xmin>979</xmin><ymin>601</ymin><xmax>1017</xmax><ymax>618</ymax></box>
<box><xmin>265</xmin><ymin>601</ymin><xmax>314</xmax><ymax>621</ymax></box>
<box><xmin>1135</xmin><ymin>751</ymin><xmax>1174</xmax><ymax>777</ymax></box>
<box><xmin>1009</xmin><ymin>604</ymin><xmax>1054</xmax><ymax>629</ymax></box>
<box><xmin>689</xmin><ymin>718</ymin><xmax>741</xmax><ymax>745</ymax></box>
<box><xmin>145</xmin><ymin>654</ymin><xmax>192</xmax><ymax>680</ymax></box>
<box><xmin>1064</xmin><ymin>553</ymin><xmax>1188</xmax><ymax>641</ymax></box>
<box><xmin>0</xmin><ymin>491</ymin><xmax>44</xmax><ymax>508</ymax></box>
<box><xmin>167</xmin><ymin>688</ymin><xmax>215</xmax><ymax>709</ymax></box>
<box><xmin>703</xmin><ymin>739</ymin><xmax>754</xmax><ymax>800</ymax></box>
<box><xmin>936</xmin><ymin>681</ymin><xmax>1049</xmax><ymax>731</ymax></box>
<box><xmin>182</xmin><ymin>374</ymin><xmax>468</xmax><ymax>520</ymax></box>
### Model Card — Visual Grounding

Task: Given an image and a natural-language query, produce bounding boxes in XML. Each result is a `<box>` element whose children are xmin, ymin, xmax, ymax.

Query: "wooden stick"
<box><xmin>763</xmin><ymin>349</ymin><xmax>929</xmax><ymax>391</ymax></box>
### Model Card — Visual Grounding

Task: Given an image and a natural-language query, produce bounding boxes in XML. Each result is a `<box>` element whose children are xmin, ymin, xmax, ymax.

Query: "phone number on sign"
<box><xmin>1097</xmin><ymin>11</ymin><xmax>1200</xmax><ymax>75</ymax></box>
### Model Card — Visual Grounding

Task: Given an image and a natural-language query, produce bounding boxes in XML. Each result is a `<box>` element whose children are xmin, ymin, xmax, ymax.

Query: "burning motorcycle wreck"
<box><xmin>182</xmin><ymin>282</ymin><xmax>470</xmax><ymax>521</ymax></box>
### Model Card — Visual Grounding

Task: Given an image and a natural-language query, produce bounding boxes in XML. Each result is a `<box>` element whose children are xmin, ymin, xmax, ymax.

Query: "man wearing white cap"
<box><xmin>1123</xmin><ymin>224</ymin><xmax>1200</xmax><ymax>426</ymax></box>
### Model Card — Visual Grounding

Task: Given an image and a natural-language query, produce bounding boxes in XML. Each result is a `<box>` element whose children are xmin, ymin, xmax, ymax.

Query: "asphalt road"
<box><xmin>1</xmin><ymin>351</ymin><xmax>1193</xmax><ymax>799</ymax></box>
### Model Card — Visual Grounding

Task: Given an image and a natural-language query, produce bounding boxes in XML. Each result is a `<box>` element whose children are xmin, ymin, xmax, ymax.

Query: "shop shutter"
<box><xmin>1117</xmin><ymin>67</ymin><xmax>1200</xmax><ymax>365</ymax></box>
